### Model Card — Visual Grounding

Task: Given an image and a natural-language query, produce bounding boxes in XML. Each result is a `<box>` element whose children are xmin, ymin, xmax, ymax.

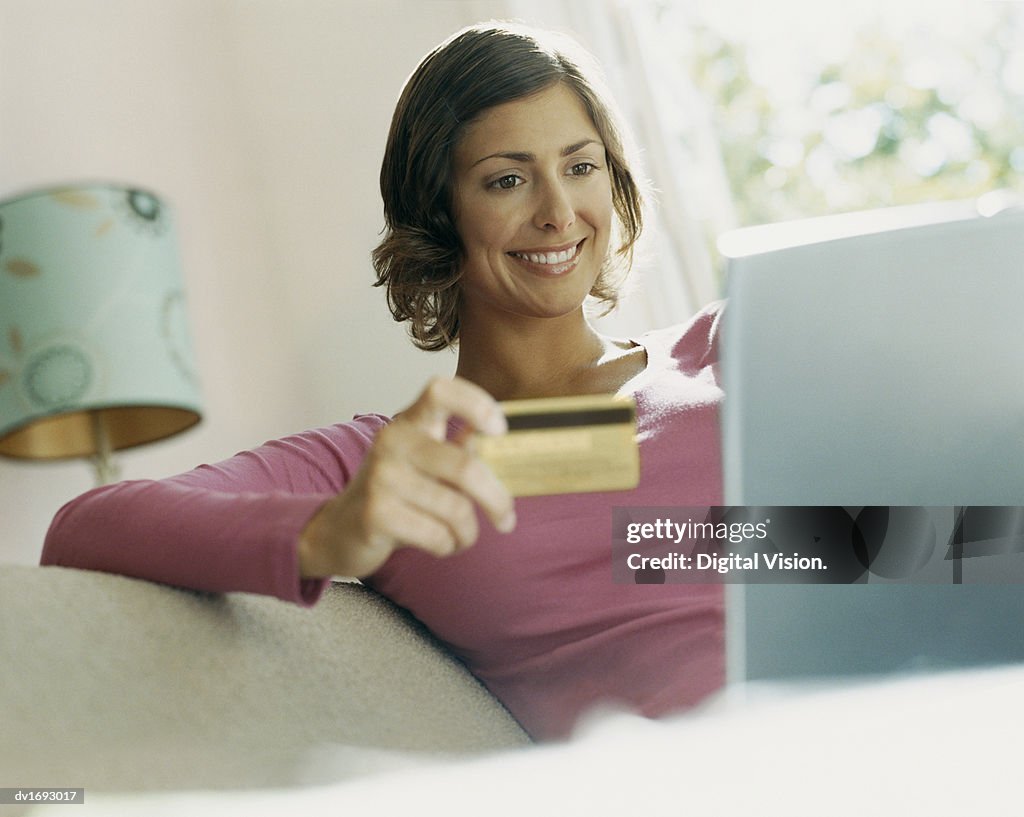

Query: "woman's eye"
<box><xmin>492</xmin><ymin>174</ymin><xmax>522</xmax><ymax>190</ymax></box>
<box><xmin>570</xmin><ymin>162</ymin><xmax>596</xmax><ymax>176</ymax></box>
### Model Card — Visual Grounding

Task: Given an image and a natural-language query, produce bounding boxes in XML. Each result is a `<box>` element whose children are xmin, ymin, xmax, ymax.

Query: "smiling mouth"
<box><xmin>508</xmin><ymin>240</ymin><xmax>584</xmax><ymax>268</ymax></box>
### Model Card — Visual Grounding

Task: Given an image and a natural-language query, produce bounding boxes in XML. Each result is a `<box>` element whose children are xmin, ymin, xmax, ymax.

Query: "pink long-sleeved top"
<box><xmin>43</xmin><ymin>302</ymin><xmax>726</xmax><ymax>740</ymax></box>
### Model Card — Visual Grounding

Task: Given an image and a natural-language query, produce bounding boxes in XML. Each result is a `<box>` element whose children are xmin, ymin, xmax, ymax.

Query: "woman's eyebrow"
<box><xmin>471</xmin><ymin>139</ymin><xmax>603</xmax><ymax>168</ymax></box>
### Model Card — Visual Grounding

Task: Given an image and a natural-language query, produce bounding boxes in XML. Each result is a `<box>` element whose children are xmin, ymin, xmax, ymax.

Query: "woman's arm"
<box><xmin>41</xmin><ymin>420</ymin><xmax>386</xmax><ymax>605</ymax></box>
<box><xmin>42</xmin><ymin>377</ymin><xmax>516</xmax><ymax>605</ymax></box>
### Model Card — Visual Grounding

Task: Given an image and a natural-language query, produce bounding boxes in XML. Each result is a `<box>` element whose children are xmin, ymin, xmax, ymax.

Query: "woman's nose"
<box><xmin>532</xmin><ymin>180</ymin><xmax>576</xmax><ymax>233</ymax></box>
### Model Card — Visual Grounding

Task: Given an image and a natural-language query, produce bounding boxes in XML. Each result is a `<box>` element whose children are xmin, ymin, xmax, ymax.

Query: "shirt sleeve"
<box><xmin>40</xmin><ymin>416</ymin><xmax>389</xmax><ymax>606</ymax></box>
<box><xmin>672</xmin><ymin>299</ymin><xmax>725</xmax><ymax>371</ymax></box>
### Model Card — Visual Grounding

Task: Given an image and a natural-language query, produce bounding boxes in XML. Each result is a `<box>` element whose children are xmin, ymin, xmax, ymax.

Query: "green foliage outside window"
<box><xmin>675</xmin><ymin>2</ymin><xmax>1024</xmax><ymax>227</ymax></box>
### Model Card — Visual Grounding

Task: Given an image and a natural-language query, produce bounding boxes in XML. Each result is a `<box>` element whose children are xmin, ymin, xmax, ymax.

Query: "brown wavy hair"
<box><xmin>372</xmin><ymin>22</ymin><xmax>644</xmax><ymax>351</ymax></box>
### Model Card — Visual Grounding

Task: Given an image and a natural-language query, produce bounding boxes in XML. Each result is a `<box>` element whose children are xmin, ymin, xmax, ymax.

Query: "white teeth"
<box><xmin>511</xmin><ymin>243</ymin><xmax>579</xmax><ymax>265</ymax></box>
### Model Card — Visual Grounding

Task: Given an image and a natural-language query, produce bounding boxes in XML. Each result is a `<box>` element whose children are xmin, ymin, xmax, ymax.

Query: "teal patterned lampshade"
<box><xmin>0</xmin><ymin>184</ymin><xmax>202</xmax><ymax>481</ymax></box>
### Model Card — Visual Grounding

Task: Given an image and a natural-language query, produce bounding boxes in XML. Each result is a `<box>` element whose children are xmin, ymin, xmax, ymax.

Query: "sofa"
<box><xmin>4</xmin><ymin>563</ymin><xmax>1024</xmax><ymax>817</ymax></box>
<box><xmin>0</xmin><ymin>563</ymin><xmax>529</xmax><ymax>807</ymax></box>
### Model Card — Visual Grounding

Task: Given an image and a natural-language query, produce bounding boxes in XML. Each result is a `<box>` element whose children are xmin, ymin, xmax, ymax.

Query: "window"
<box><xmin>634</xmin><ymin>0</ymin><xmax>1024</xmax><ymax>279</ymax></box>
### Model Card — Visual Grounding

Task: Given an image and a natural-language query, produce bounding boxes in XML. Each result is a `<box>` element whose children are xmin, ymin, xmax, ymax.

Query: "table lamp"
<box><xmin>0</xmin><ymin>184</ymin><xmax>202</xmax><ymax>485</ymax></box>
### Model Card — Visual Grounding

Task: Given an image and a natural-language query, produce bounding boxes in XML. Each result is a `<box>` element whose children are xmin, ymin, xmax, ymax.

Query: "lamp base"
<box><xmin>90</xmin><ymin>412</ymin><xmax>121</xmax><ymax>486</ymax></box>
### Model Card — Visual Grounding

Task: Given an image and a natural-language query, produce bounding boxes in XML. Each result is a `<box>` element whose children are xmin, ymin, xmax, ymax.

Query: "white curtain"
<box><xmin>496</xmin><ymin>0</ymin><xmax>737</xmax><ymax>333</ymax></box>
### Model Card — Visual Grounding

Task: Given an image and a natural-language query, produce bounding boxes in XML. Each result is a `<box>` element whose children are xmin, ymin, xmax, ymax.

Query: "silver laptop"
<box><xmin>717</xmin><ymin>197</ymin><xmax>1024</xmax><ymax>684</ymax></box>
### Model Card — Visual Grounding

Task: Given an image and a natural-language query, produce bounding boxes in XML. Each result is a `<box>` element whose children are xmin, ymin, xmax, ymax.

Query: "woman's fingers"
<box><xmin>399</xmin><ymin>376</ymin><xmax>507</xmax><ymax>439</ymax></box>
<box><xmin>412</xmin><ymin>434</ymin><xmax>516</xmax><ymax>534</ymax></box>
<box><xmin>302</xmin><ymin>456</ymin><xmax>480</xmax><ymax>578</ymax></box>
<box><xmin>374</xmin><ymin>467</ymin><xmax>481</xmax><ymax>552</ymax></box>
<box><xmin>376</xmin><ymin>418</ymin><xmax>515</xmax><ymax>534</ymax></box>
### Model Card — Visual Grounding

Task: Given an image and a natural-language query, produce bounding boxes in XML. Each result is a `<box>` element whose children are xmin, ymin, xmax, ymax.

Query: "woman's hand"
<box><xmin>297</xmin><ymin>376</ymin><xmax>516</xmax><ymax>579</ymax></box>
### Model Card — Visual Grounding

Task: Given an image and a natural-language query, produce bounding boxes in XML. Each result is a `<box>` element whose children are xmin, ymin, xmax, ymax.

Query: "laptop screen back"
<box><xmin>718</xmin><ymin>200</ymin><xmax>1024</xmax><ymax>683</ymax></box>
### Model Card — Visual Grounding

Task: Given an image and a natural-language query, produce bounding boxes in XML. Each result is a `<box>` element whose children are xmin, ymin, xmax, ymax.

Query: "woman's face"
<box><xmin>451</xmin><ymin>82</ymin><xmax>614</xmax><ymax>326</ymax></box>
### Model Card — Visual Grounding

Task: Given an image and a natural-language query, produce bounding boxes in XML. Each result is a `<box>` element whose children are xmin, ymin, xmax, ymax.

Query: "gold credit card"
<box><xmin>475</xmin><ymin>394</ymin><xmax>640</xmax><ymax>497</ymax></box>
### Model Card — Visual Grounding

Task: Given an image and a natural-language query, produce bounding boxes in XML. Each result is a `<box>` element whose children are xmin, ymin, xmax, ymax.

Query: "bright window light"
<box><xmin>641</xmin><ymin>0</ymin><xmax>1024</xmax><ymax>229</ymax></box>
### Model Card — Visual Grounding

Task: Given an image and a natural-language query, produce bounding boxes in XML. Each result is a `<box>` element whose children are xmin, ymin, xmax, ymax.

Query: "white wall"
<box><xmin>0</xmin><ymin>0</ymin><xmax>515</xmax><ymax>564</ymax></box>
<box><xmin>0</xmin><ymin>0</ymin><xmax>674</xmax><ymax>565</ymax></box>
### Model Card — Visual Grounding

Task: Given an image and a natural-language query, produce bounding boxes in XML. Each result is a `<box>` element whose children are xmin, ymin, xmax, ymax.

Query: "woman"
<box><xmin>43</xmin><ymin>22</ymin><xmax>725</xmax><ymax>741</ymax></box>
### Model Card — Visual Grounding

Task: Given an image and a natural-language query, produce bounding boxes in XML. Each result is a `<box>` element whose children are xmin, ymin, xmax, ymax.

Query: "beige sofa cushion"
<box><xmin>0</xmin><ymin>565</ymin><xmax>529</xmax><ymax>793</ymax></box>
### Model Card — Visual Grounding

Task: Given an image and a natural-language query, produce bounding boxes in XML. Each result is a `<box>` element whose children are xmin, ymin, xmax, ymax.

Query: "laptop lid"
<box><xmin>717</xmin><ymin>199</ymin><xmax>1024</xmax><ymax>684</ymax></box>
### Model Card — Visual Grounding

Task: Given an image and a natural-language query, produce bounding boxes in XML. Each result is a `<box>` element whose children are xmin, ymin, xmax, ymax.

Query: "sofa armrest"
<box><xmin>0</xmin><ymin>565</ymin><xmax>529</xmax><ymax>793</ymax></box>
